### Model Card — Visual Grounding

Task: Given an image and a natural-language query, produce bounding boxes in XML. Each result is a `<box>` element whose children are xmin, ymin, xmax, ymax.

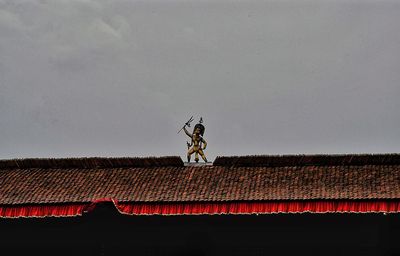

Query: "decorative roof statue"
<box><xmin>178</xmin><ymin>116</ymin><xmax>208</xmax><ymax>163</ymax></box>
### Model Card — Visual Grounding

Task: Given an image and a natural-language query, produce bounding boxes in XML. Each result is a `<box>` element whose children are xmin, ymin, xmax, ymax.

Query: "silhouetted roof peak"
<box><xmin>214</xmin><ymin>153</ymin><xmax>400</xmax><ymax>167</ymax></box>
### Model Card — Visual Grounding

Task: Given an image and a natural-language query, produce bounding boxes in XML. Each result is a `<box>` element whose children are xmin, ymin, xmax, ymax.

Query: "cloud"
<box><xmin>0</xmin><ymin>8</ymin><xmax>25</xmax><ymax>31</ymax></box>
<box><xmin>0</xmin><ymin>0</ymin><xmax>399</xmax><ymax>158</ymax></box>
<box><xmin>1</xmin><ymin>0</ymin><xmax>130</xmax><ymax>68</ymax></box>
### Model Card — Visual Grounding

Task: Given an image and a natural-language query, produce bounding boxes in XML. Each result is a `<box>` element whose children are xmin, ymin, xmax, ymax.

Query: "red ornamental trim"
<box><xmin>116</xmin><ymin>201</ymin><xmax>400</xmax><ymax>215</ymax></box>
<box><xmin>1</xmin><ymin>200</ymin><xmax>400</xmax><ymax>218</ymax></box>
<box><xmin>0</xmin><ymin>204</ymin><xmax>87</xmax><ymax>218</ymax></box>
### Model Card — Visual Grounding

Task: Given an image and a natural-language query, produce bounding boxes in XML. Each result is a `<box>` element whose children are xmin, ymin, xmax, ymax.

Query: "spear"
<box><xmin>177</xmin><ymin>116</ymin><xmax>194</xmax><ymax>134</ymax></box>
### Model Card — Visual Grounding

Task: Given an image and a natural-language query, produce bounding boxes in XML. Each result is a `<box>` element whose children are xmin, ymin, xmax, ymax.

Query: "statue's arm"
<box><xmin>202</xmin><ymin>138</ymin><xmax>207</xmax><ymax>150</ymax></box>
<box><xmin>183</xmin><ymin>126</ymin><xmax>192</xmax><ymax>138</ymax></box>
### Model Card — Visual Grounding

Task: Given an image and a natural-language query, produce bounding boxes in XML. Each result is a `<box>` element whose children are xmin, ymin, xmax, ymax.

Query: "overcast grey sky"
<box><xmin>0</xmin><ymin>0</ymin><xmax>399</xmax><ymax>160</ymax></box>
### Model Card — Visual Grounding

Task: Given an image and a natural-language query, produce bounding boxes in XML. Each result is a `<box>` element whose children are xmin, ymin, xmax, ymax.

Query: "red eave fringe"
<box><xmin>1</xmin><ymin>200</ymin><xmax>400</xmax><ymax>218</ymax></box>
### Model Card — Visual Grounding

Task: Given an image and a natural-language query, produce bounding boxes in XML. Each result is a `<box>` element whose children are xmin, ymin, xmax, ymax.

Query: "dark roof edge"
<box><xmin>0</xmin><ymin>156</ymin><xmax>184</xmax><ymax>169</ymax></box>
<box><xmin>213</xmin><ymin>153</ymin><xmax>400</xmax><ymax>167</ymax></box>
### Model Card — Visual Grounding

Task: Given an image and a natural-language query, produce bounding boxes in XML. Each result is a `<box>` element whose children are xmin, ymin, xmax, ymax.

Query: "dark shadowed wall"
<box><xmin>0</xmin><ymin>203</ymin><xmax>399</xmax><ymax>256</ymax></box>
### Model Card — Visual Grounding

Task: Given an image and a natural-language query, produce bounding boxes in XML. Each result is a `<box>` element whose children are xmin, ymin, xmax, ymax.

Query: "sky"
<box><xmin>0</xmin><ymin>0</ymin><xmax>399</xmax><ymax>161</ymax></box>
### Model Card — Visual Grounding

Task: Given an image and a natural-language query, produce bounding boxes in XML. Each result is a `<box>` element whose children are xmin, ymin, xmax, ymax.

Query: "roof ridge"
<box><xmin>213</xmin><ymin>153</ymin><xmax>400</xmax><ymax>167</ymax></box>
<box><xmin>0</xmin><ymin>156</ymin><xmax>184</xmax><ymax>169</ymax></box>
<box><xmin>1</xmin><ymin>153</ymin><xmax>400</xmax><ymax>169</ymax></box>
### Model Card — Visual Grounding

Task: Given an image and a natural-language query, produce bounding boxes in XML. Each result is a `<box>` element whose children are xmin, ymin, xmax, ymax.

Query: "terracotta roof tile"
<box><xmin>0</xmin><ymin>154</ymin><xmax>399</xmax><ymax>205</ymax></box>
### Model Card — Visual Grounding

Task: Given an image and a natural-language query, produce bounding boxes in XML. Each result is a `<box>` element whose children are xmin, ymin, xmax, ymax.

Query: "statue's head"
<box><xmin>193</xmin><ymin>123</ymin><xmax>205</xmax><ymax>136</ymax></box>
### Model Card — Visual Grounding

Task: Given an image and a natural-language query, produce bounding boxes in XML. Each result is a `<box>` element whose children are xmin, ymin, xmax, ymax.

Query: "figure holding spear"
<box><xmin>178</xmin><ymin>117</ymin><xmax>208</xmax><ymax>163</ymax></box>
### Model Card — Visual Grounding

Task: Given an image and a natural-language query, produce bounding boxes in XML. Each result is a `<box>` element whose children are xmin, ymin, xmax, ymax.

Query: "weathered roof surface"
<box><xmin>0</xmin><ymin>154</ymin><xmax>399</xmax><ymax>205</ymax></box>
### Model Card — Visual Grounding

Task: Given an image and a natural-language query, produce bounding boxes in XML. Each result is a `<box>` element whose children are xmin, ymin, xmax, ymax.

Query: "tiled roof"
<box><xmin>0</xmin><ymin>154</ymin><xmax>399</xmax><ymax>205</ymax></box>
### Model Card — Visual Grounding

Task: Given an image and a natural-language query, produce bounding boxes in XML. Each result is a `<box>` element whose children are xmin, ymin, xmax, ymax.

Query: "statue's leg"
<box><xmin>195</xmin><ymin>152</ymin><xmax>199</xmax><ymax>163</ymax></box>
<box><xmin>199</xmin><ymin>149</ymin><xmax>208</xmax><ymax>162</ymax></box>
<box><xmin>187</xmin><ymin>148</ymin><xmax>195</xmax><ymax>162</ymax></box>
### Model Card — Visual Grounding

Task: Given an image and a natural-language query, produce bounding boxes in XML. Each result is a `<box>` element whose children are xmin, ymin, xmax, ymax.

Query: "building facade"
<box><xmin>1</xmin><ymin>154</ymin><xmax>400</xmax><ymax>255</ymax></box>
